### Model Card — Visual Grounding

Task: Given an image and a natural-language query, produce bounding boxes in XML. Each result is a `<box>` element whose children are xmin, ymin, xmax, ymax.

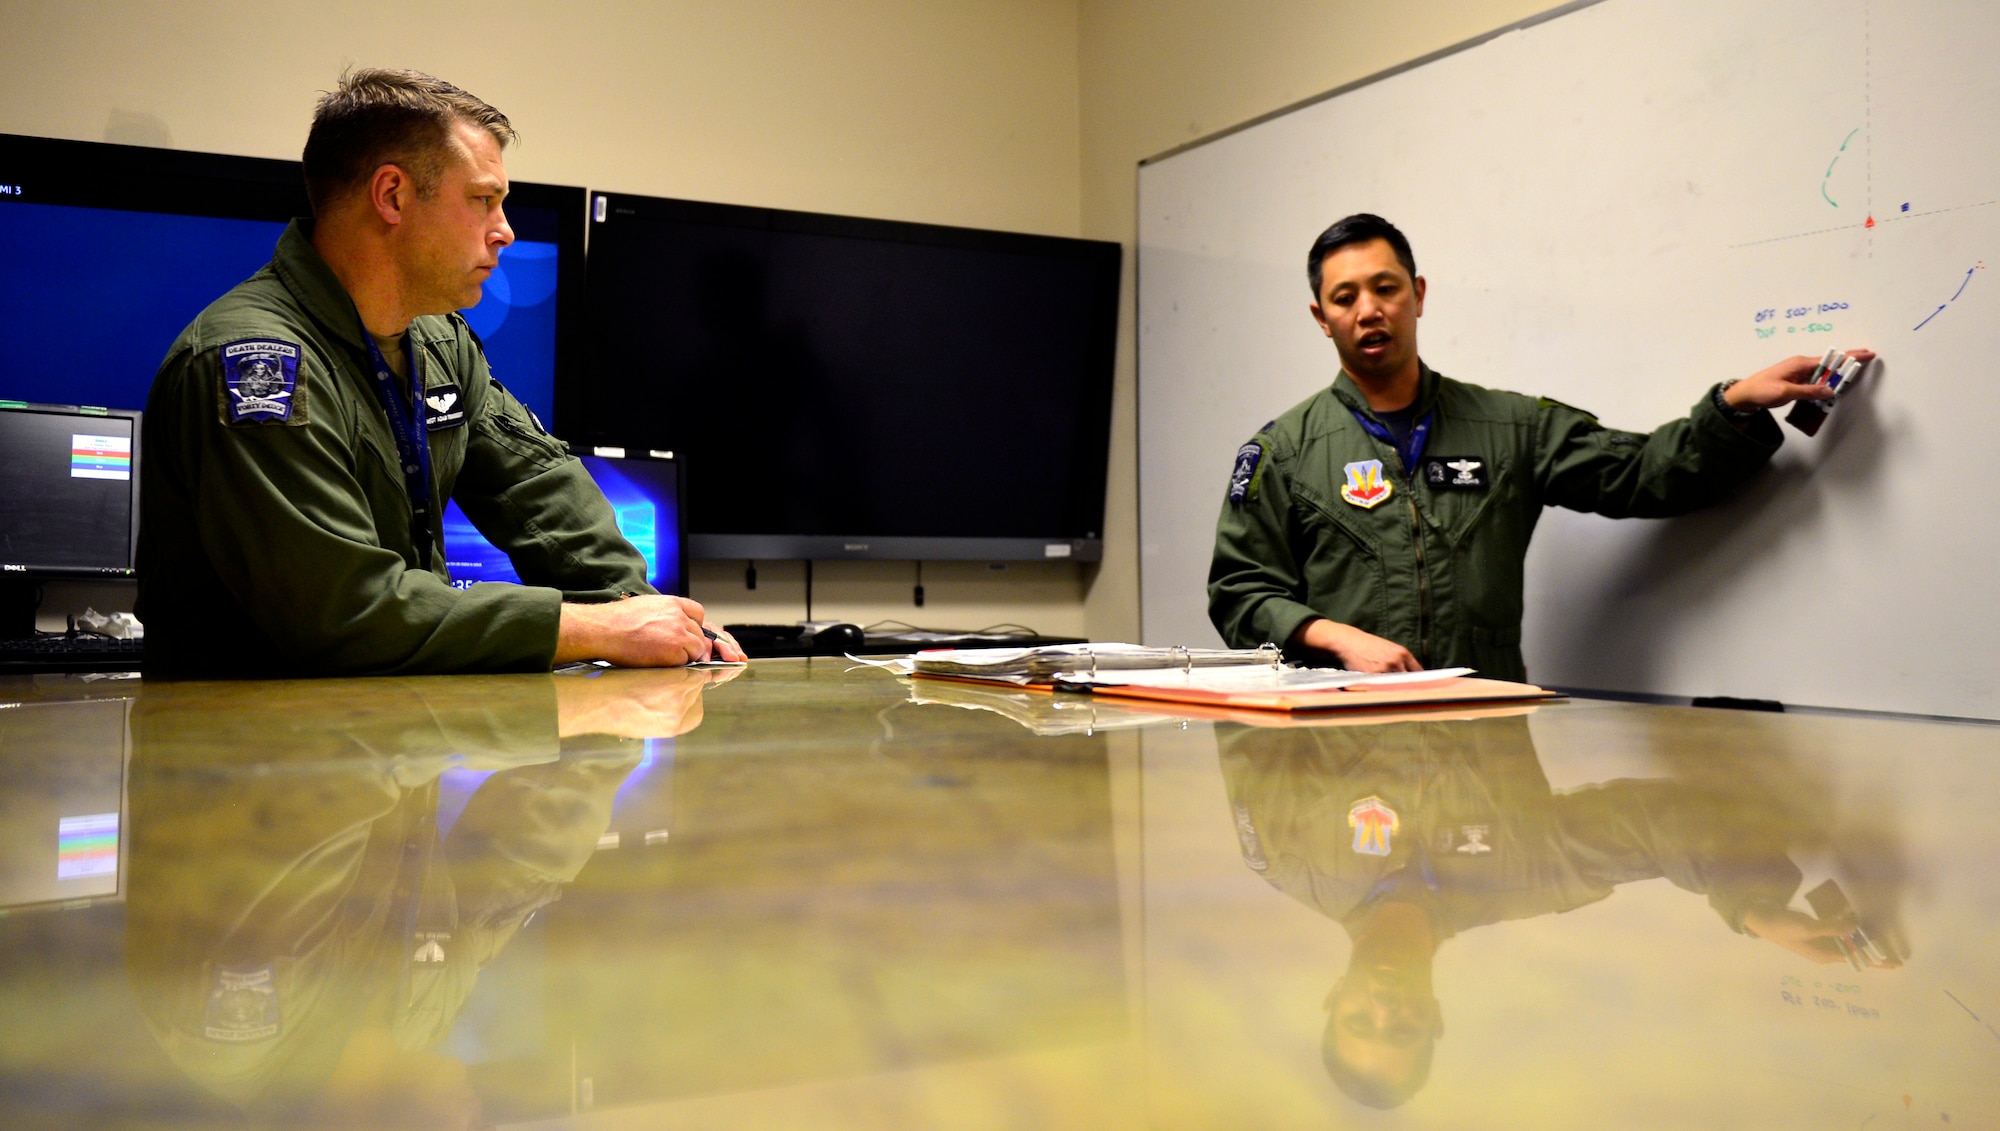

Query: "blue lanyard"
<box><xmin>1350</xmin><ymin>408</ymin><xmax>1433</xmax><ymax>476</ymax></box>
<box><xmin>364</xmin><ymin>333</ymin><xmax>435</xmax><ymax>571</ymax></box>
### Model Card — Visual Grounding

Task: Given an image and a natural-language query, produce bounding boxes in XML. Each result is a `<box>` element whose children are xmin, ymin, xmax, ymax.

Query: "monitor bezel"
<box><xmin>570</xmin><ymin>191</ymin><xmax>1122</xmax><ymax>563</ymax></box>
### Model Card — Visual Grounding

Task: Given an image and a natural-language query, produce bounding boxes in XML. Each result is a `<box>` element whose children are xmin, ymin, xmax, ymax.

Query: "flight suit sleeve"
<box><xmin>1208</xmin><ymin>433</ymin><xmax>1324</xmax><ymax>650</ymax></box>
<box><xmin>1533</xmin><ymin>386</ymin><xmax>1782</xmax><ymax>518</ymax></box>
<box><xmin>445</xmin><ymin>325</ymin><xmax>657</xmax><ymax>602</ymax></box>
<box><xmin>152</xmin><ymin>343</ymin><xmax>563</xmax><ymax>675</ymax></box>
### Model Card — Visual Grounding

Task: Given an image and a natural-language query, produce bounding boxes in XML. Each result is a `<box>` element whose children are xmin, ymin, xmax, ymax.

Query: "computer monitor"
<box><xmin>0</xmin><ymin>132</ymin><xmax>586</xmax><ymax>429</ymax></box>
<box><xmin>0</xmin><ymin>695</ymin><xmax>130</xmax><ymax>913</ymax></box>
<box><xmin>571</xmin><ymin>193</ymin><xmax>1122</xmax><ymax>562</ymax></box>
<box><xmin>0</xmin><ymin>403</ymin><xmax>141</xmax><ymax>637</ymax></box>
<box><xmin>441</xmin><ymin>452</ymin><xmax>689</xmax><ymax>596</ymax></box>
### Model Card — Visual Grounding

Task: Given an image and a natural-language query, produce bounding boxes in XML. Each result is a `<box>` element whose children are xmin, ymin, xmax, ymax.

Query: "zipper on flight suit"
<box><xmin>1407</xmin><ymin>486</ymin><xmax>1431</xmax><ymax>666</ymax></box>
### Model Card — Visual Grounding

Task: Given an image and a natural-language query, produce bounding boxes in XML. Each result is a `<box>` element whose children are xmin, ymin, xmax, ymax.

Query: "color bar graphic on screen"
<box><xmin>57</xmin><ymin>812</ymin><xmax>119</xmax><ymax>880</ymax></box>
<box><xmin>70</xmin><ymin>434</ymin><xmax>131</xmax><ymax>481</ymax></box>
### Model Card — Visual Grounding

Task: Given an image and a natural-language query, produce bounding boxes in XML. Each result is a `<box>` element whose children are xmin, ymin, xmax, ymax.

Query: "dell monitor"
<box><xmin>0</xmin><ymin>403</ymin><xmax>141</xmax><ymax>637</ymax></box>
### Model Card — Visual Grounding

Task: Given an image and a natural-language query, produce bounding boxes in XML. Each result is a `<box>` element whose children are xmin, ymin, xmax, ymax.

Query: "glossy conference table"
<box><xmin>0</xmin><ymin>659</ymin><xmax>1995</xmax><ymax>1129</ymax></box>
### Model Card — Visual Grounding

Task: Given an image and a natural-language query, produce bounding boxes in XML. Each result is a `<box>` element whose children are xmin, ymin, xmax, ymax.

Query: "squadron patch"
<box><xmin>1348</xmin><ymin>796</ymin><xmax>1400</xmax><ymax>856</ymax></box>
<box><xmin>1340</xmin><ymin>459</ymin><xmax>1393</xmax><ymax>509</ymax></box>
<box><xmin>221</xmin><ymin>339</ymin><xmax>300</xmax><ymax>424</ymax></box>
<box><xmin>423</xmin><ymin>382</ymin><xmax>467</xmax><ymax>431</ymax></box>
<box><xmin>203</xmin><ymin>964</ymin><xmax>281</xmax><ymax>1043</ymax></box>
<box><xmin>1227</xmin><ymin>441</ymin><xmax>1264</xmax><ymax>504</ymax></box>
<box><xmin>1422</xmin><ymin>456</ymin><xmax>1489</xmax><ymax>490</ymax></box>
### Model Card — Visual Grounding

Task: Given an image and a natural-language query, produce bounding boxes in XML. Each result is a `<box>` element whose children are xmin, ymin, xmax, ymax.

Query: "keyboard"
<box><xmin>0</xmin><ymin>634</ymin><xmax>146</xmax><ymax>674</ymax></box>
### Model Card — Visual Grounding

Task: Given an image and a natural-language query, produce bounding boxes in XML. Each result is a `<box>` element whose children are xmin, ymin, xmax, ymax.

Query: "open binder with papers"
<box><xmin>878</xmin><ymin>643</ymin><xmax>1560</xmax><ymax>714</ymax></box>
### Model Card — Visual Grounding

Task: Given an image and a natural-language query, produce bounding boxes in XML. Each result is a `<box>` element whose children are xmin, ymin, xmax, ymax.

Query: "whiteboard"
<box><xmin>1137</xmin><ymin>0</ymin><xmax>2000</xmax><ymax>719</ymax></box>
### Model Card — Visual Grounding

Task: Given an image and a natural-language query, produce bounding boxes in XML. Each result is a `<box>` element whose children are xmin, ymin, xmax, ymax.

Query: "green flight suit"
<box><xmin>1207</xmin><ymin>364</ymin><xmax>1782</xmax><ymax>681</ymax></box>
<box><xmin>138</xmin><ymin>220</ymin><xmax>653</xmax><ymax>679</ymax></box>
<box><xmin>1215</xmin><ymin>715</ymin><xmax>1806</xmax><ymax>942</ymax></box>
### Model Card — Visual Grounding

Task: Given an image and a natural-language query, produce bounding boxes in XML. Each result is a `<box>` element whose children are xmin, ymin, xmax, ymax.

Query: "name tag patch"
<box><xmin>221</xmin><ymin>339</ymin><xmax>299</xmax><ymax>424</ymax></box>
<box><xmin>423</xmin><ymin>382</ymin><xmax>466</xmax><ymax>430</ymax></box>
<box><xmin>1227</xmin><ymin>442</ymin><xmax>1263</xmax><ymax>503</ymax></box>
<box><xmin>1423</xmin><ymin>456</ymin><xmax>1489</xmax><ymax>489</ymax></box>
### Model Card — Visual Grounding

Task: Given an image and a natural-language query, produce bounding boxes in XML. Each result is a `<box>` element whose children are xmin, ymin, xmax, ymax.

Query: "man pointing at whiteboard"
<box><xmin>1207</xmin><ymin>214</ymin><xmax>1874</xmax><ymax>681</ymax></box>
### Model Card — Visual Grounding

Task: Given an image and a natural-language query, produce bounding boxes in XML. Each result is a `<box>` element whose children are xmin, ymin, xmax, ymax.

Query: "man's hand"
<box><xmin>1742</xmin><ymin>906</ymin><xmax>1900</xmax><ymax>967</ymax></box>
<box><xmin>555</xmin><ymin>595</ymin><xmax>748</xmax><ymax>667</ymax></box>
<box><xmin>555</xmin><ymin>666</ymin><xmax>744</xmax><ymax>738</ymax></box>
<box><xmin>1290</xmin><ymin>618</ymin><xmax>1422</xmax><ymax>673</ymax></box>
<box><xmin>1725</xmin><ymin>349</ymin><xmax>1877</xmax><ymax>411</ymax></box>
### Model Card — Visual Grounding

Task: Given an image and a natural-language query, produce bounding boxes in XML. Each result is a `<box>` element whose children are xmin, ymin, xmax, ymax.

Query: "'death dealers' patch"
<box><xmin>220</xmin><ymin>339</ymin><xmax>301</xmax><ymax>425</ymax></box>
<box><xmin>1227</xmin><ymin>441</ymin><xmax>1264</xmax><ymax>503</ymax></box>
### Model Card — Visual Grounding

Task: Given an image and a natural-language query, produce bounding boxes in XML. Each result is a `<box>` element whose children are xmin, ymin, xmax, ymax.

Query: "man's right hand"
<box><xmin>1290</xmin><ymin>618</ymin><xmax>1422</xmax><ymax>673</ymax></box>
<box><xmin>555</xmin><ymin>595</ymin><xmax>727</xmax><ymax>667</ymax></box>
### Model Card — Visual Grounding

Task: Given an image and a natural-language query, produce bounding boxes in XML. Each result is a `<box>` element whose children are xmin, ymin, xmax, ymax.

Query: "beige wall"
<box><xmin>3</xmin><ymin>0</ymin><xmax>1558</xmax><ymax>638</ymax></box>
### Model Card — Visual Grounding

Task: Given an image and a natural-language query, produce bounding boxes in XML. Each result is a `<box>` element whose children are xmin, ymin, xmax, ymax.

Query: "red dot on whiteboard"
<box><xmin>1865</xmin><ymin>216</ymin><xmax>1876</xmax><ymax>228</ymax></box>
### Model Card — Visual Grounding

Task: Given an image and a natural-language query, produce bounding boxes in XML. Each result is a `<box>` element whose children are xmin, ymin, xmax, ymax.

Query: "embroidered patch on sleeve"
<box><xmin>1227</xmin><ymin>442</ymin><xmax>1264</xmax><ymax>503</ymax></box>
<box><xmin>220</xmin><ymin>339</ymin><xmax>301</xmax><ymax>425</ymax></box>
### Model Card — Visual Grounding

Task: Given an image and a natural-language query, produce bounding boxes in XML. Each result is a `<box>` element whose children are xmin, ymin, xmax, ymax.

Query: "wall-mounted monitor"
<box><xmin>441</xmin><ymin>452</ymin><xmax>689</xmax><ymax>596</ymax></box>
<box><xmin>0</xmin><ymin>132</ymin><xmax>586</xmax><ymax>429</ymax></box>
<box><xmin>571</xmin><ymin>193</ymin><xmax>1121</xmax><ymax>562</ymax></box>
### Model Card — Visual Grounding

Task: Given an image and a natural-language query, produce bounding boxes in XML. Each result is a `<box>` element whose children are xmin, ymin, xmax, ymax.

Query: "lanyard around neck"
<box><xmin>364</xmin><ymin>332</ymin><xmax>435</xmax><ymax>571</ymax></box>
<box><xmin>1350</xmin><ymin>407</ymin><xmax>1434</xmax><ymax>475</ymax></box>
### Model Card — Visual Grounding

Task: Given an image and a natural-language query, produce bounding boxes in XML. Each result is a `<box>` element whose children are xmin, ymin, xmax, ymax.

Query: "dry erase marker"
<box><xmin>1788</xmin><ymin>355</ymin><xmax>1862</xmax><ymax>436</ymax></box>
<box><xmin>1809</xmin><ymin>347</ymin><xmax>1839</xmax><ymax>385</ymax></box>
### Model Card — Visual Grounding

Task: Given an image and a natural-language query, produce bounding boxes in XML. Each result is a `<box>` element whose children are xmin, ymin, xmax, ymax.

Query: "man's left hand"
<box><xmin>1726</xmin><ymin>349</ymin><xmax>1877</xmax><ymax>410</ymax></box>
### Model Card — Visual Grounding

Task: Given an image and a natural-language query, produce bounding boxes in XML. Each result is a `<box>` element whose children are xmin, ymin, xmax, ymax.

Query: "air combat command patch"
<box><xmin>1227</xmin><ymin>441</ymin><xmax>1264</xmax><ymax>504</ymax></box>
<box><xmin>1348</xmin><ymin>796</ymin><xmax>1400</xmax><ymax>856</ymax></box>
<box><xmin>220</xmin><ymin>339</ymin><xmax>300</xmax><ymax>425</ymax></box>
<box><xmin>1340</xmin><ymin>459</ymin><xmax>1393</xmax><ymax>509</ymax></box>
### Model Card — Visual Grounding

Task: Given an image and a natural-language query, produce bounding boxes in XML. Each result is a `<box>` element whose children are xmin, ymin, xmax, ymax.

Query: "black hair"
<box><xmin>1306</xmin><ymin>213</ymin><xmax>1418</xmax><ymax>298</ymax></box>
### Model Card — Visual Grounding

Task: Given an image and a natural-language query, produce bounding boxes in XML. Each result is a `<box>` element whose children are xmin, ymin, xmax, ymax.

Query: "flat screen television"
<box><xmin>570</xmin><ymin>193</ymin><xmax>1121</xmax><ymax>562</ymax></box>
<box><xmin>0</xmin><ymin>132</ymin><xmax>586</xmax><ymax>429</ymax></box>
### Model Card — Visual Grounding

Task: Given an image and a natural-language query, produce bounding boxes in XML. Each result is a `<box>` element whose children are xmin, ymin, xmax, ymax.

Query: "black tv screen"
<box><xmin>0</xmin><ymin>132</ymin><xmax>586</xmax><ymax>430</ymax></box>
<box><xmin>571</xmin><ymin>194</ymin><xmax>1120</xmax><ymax>562</ymax></box>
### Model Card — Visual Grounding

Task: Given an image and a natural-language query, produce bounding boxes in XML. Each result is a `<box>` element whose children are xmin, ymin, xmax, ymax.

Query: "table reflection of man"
<box><xmin>124</xmin><ymin>668</ymin><xmax>731</xmax><ymax>1128</ymax></box>
<box><xmin>1216</xmin><ymin>713</ymin><xmax>1898</xmax><ymax>1110</ymax></box>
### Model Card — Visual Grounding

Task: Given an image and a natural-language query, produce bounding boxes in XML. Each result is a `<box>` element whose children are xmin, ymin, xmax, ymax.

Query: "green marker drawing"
<box><xmin>1822</xmin><ymin>128</ymin><xmax>1859</xmax><ymax>208</ymax></box>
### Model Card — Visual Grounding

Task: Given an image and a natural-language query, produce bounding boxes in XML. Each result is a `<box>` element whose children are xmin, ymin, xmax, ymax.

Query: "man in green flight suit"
<box><xmin>1207</xmin><ymin>213</ymin><xmax>1875</xmax><ymax>680</ymax></box>
<box><xmin>138</xmin><ymin>69</ymin><xmax>744</xmax><ymax>678</ymax></box>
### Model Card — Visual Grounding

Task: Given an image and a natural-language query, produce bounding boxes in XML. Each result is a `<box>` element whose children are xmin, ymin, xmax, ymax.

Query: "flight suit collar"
<box><xmin>270</xmin><ymin>219</ymin><xmax>453</xmax><ymax>367</ymax></box>
<box><xmin>1329</xmin><ymin>361</ymin><xmax>1444</xmax><ymax>423</ymax></box>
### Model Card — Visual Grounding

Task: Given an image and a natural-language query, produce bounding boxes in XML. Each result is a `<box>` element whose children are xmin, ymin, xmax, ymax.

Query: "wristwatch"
<box><xmin>1713</xmin><ymin>379</ymin><xmax>1759</xmax><ymax>421</ymax></box>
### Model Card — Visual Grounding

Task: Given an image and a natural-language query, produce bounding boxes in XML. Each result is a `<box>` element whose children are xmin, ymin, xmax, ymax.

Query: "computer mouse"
<box><xmin>812</xmin><ymin>623</ymin><xmax>866</xmax><ymax>652</ymax></box>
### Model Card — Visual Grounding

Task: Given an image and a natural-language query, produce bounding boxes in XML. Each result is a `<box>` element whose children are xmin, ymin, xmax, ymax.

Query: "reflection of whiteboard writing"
<box><xmin>1138</xmin><ymin>0</ymin><xmax>2000</xmax><ymax>718</ymax></box>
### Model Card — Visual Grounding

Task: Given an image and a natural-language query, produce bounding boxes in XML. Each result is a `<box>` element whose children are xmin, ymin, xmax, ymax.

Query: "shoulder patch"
<box><xmin>203</xmin><ymin>964</ymin><xmax>281</xmax><ymax>1043</ymax></box>
<box><xmin>219</xmin><ymin>339</ymin><xmax>302</xmax><ymax>425</ymax></box>
<box><xmin>1536</xmin><ymin>395</ymin><xmax>1598</xmax><ymax>424</ymax></box>
<box><xmin>1227</xmin><ymin>441</ymin><xmax>1264</xmax><ymax>503</ymax></box>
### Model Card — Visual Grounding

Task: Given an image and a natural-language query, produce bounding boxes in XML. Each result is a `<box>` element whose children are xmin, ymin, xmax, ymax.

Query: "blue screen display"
<box><xmin>0</xmin><ymin>199</ymin><xmax>560</xmax><ymax>425</ymax></box>
<box><xmin>441</xmin><ymin>455</ymin><xmax>683</xmax><ymax>595</ymax></box>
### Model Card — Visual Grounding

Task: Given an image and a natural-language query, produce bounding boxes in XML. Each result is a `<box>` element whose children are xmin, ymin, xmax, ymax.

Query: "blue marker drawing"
<box><xmin>1915</xmin><ymin>262</ymin><xmax>1984</xmax><ymax>330</ymax></box>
